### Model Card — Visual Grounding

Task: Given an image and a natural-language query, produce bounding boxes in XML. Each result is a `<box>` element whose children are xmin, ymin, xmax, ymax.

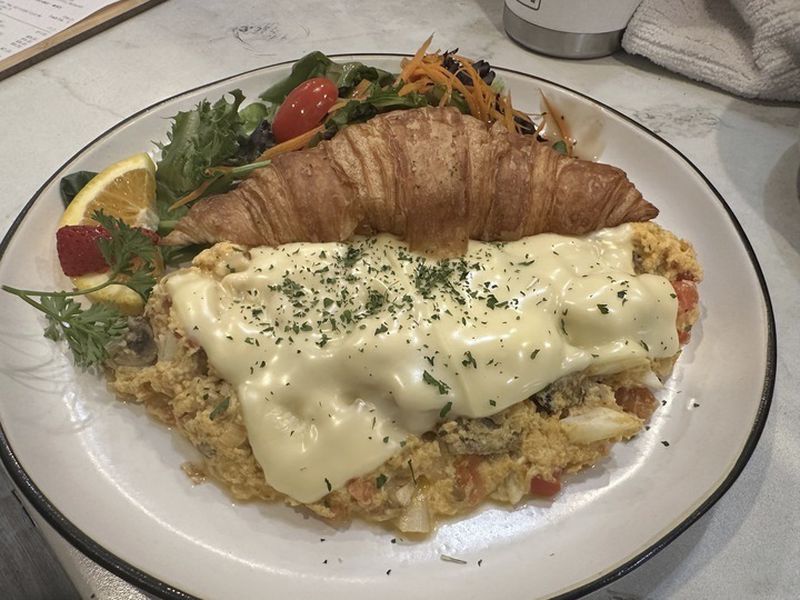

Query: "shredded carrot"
<box><xmin>416</xmin><ymin>62</ymin><xmax>479</xmax><ymax>117</ymax></box>
<box><xmin>398</xmin><ymin>79</ymin><xmax>430</xmax><ymax>96</ymax></box>
<box><xmin>328</xmin><ymin>79</ymin><xmax>374</xmax><ymax>115</ymax></box>
<box><xmin>327</xmin><ymin>99</ymin><xmax>349</xmax><ymax>114</ymax></box>
<box><xmin>350</xmin><ymin>78</ymin><xmax>372</xmax><ymax>100</ymax></box>
<box><xmin>539</xmin><ymin>91</ymin><xmax>573</xmax><ymax>156</ymax></box>
<box><xmin>168</xmin><ymin>166</ymin><xmax>265</xmax><ymax>210</ymax></box>
<box><xmin>437</xmin><ymin>85</ymin><xmax>451</xmax><ymax>107</ymax></box>
<box><xmin>454</xmin><ymin>67</ymin><xmax>485</xmax><ymax>121</ymax></box>
<box><xmin>510</xmin><ymin>108</ymin><xmax>537</xmax><ymax>135</ymax></box>
<box><xmin>455</xmin><ymin>54</ymin><xmax>501</xmax><ymax>122</ymax></box>
<box><xmin>506</xmin><ymin>101</ymin><xmax>516</xmax><ymax>133</ymax></box>
<box><xmin>406</xmin><ymin>53</ymin><xmax>453</xmax><ymax>106</ymax></box>
<box><xmin>169</xmin><ymin>177</ymin><xmax>219</xmax><ymax>210</ymax></box>
<box><xmin>494</xmin><ymin>95</ymin><xmax>504</xmax><ymax>131</ymax></box>
<box><xmin>453</xmin><ymin>56</ymin><xmax>491</xmax><ymax>117</ymax></box>
<box><xmin>257</xmin><ymin>125</ymin><xmax>324</xmax><ymax>162</ymax></box>
<box><xmin>395</xmin><ymin>43</ymin><xmax>534</xmax><ymax>133</ymax></box>
<box><xmin>499</xmin><ymin>94</ymin><xmax>508</xmax><ymax>131</ymax></box>
<box><xmin>395</xmin><ymin>33</ymin><xmax>433</xmax><ymax>86</ymax></box>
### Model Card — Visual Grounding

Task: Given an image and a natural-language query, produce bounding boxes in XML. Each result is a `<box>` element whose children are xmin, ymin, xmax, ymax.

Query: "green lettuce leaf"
<box><xmin>324</xmin><ymin>87</ymin><xmax>428</xmax><ymax>132</ymax></box>
<box><xmin>156</xmin><ymin>89</ymin><xmax>246</xmax><ymax>196</ymax></box>
<box><xmin>239</xmin><ymin>102</ymin><xmax>268</xmax><ymax>135</ymax></box>
<box><xmin>326</xmin><ymin>61</ymin><xmax>393</xmax><ymax>91</ymax></box>
<box><xmin>259</xmin><ymin>52</ymin><xmax>334</xmax><ymax>104</ymax></box>
<box><xmin>59</xmin><ymin>171</ymin><xmax>98</xmax><ymax>206</ymax></box>
<box><xmin>259</xmin><ymin>52</ymin><xmax>394</xmax><ymax>105</ymax></box>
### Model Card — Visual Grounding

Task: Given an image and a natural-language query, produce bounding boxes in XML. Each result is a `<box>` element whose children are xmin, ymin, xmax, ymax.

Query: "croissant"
<box><xmin>163</xmin><ymin>107</ymin><xmax>657</xmax><ymax>255</ymax></box>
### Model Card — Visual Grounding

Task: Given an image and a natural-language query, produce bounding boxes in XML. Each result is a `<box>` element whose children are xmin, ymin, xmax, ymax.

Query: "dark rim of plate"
<box><xmin>0</xmin><ymin>54</ymin><xmax>777</xmax><ymax>600</ymax></box>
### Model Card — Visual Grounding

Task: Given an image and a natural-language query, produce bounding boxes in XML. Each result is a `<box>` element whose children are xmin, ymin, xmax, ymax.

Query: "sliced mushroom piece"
<box><xmin>107</xmin><ymin>317</ymin><xmax>158</xmax><ymax>367</ymax></box>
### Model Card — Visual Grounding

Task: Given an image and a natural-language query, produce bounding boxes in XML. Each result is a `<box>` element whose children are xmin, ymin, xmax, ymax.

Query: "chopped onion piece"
<box><xmin>560</xmin><ymin>406</ymin><xmax>642</xmax><ymax>444</ymax></box>
<box><xmin>640</xmin><ymin>369</ymin><xmax>664</xmax><ymax>389</ymax></box>
<box><xmin>502</xmin><ymin>472</ymin><xmax>527</xmax><ymax>504</ymax></box>
<box><xmin>393</xmin><ymin>481</ymin><xmax>415</xmax><ymax>507</ymax></box>
<box><xmin>396</xmin><ymin>492</ymin><xmax>431</xmax><ymax>533</ymax></box>
<box><xmin>588</xmin><ymin>355</ymin><xmax>650</xmax><ymax>377</ymax></box>
<box><xmin>157</xmin><ymin>332</ymin><xmax>178</xmax><ymax>361</ymax></box>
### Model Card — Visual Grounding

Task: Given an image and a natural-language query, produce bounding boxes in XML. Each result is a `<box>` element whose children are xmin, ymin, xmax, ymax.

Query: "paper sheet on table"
<box><xmin>0</xmin><ymin>0</ymin><xmax>120</xmax><ymax>60</ymax></box>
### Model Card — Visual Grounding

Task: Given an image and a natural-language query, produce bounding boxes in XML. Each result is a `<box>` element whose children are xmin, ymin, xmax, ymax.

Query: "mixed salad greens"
<box><xmin>61</xmin><ymin>48</ymin><xmax>559</xmax><ymax>237</ymax></box>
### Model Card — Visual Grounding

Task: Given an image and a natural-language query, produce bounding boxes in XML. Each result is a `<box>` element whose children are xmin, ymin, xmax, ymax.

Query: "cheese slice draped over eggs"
<box><xmin>165</xmin><ymin>225</ymin><xmax>678</xmax><ymax>503</ymax></box>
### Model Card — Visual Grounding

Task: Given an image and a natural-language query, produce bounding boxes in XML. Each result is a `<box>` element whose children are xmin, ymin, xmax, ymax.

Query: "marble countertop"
<box><xmin>0</xmin><ymin>1</ymin><xmax>798</xmax><ymax>598</ymax></box>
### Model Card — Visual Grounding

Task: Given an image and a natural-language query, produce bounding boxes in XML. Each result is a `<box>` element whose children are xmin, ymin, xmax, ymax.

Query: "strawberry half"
<box><xmin>56</xmin><ymin>225</ymin><xmax>111</xmax><ymax>276</ymax></box>
<box><xmin>55</xmin><ymin>225</ymin><xmax>160</xmax><ymax>277</ymax></box>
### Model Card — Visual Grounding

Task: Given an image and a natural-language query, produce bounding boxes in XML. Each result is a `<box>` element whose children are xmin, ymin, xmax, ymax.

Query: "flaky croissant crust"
<box><xmin>164</xmin><ymin>107</ymin><xmax>657</xmax><ymax>255</ymax></box>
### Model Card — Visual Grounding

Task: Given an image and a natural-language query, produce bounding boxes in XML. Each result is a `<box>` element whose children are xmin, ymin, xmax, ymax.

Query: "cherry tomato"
<box><xmin>272</xmin><ymin>77</ymin><xmax>338</xmax><ymax>143</ymax></box>
<box><xmin>529</xmin><ymin>475</ymin><xmax>561</xmax><ymax>498</ymax></box>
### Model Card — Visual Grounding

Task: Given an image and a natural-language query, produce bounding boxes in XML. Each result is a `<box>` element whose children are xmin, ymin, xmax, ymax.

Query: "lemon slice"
<box><xmin>59</xmin><ymin>152</ymin><xmax>157</xmax><ymax>228</ymax></box>
<box><xmin>59</xmin><ymin>153</ymin><xmax>158</xmax><ymax>315</ymax></box>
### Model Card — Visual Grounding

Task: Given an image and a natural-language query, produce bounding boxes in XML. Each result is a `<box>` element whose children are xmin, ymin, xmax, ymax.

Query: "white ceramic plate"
<box><xmin>0</xmin><ymin>56</ymin><xmax>775</xmax><ymax>600</ymax></box>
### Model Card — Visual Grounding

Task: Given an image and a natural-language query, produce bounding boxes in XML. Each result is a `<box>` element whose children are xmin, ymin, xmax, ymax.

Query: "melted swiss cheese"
<box><xmin>165</xmin><ymin>226</ymin><xmax>678</xmax><ymax>502</ymax></box>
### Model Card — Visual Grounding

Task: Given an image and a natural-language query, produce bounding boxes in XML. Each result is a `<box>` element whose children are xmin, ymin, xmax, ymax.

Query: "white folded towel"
<box><xmin>622</xmin><ymin>0</ymin><xmax>800</xmax><ymax>102</ymax></box>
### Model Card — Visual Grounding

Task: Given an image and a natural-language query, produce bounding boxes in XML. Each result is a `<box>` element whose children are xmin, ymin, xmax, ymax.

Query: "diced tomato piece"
<box><xmin>672</xmin><ymin>280</ymin><xmax>698</xmax><ymax>314</ymax></box>
<box><xmin>672</xmin><ymin>279</ymin><xmax>699</xmax><ymax>345</ymax></box>
<box><xmin>529</xmin><ymin>475</ymin><xmax>561</xmax><ymax>497</ymax></box>
<box><xmin>455</xmin><ymin>455</ymin><xmax>485</xmax><ymax>505</ymax></box>
<box><xmin>615</xmin><ymin>386</ymin><xmax>658</xmax><ymax>420</ymax></box>
<box><xmin>347</xmin><ymin>478</ymin><xmax>377</xmax><ymax>507</ymax></box>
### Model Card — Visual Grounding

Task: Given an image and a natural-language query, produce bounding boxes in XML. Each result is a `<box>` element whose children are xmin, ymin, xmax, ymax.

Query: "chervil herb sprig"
<box><xmin>93</xmin><ymin>211</ymin><xmax>158</xmax><ymax>300</ymax></box>
<box><xmin>42</xmin><ymin>297</ymin><xmax>128</xmax><ymax>368</ymax></box>
<box><xmin>2</xmin><ymin>211</ymin><xmax>160</xmax><ymax>368</ymax></box>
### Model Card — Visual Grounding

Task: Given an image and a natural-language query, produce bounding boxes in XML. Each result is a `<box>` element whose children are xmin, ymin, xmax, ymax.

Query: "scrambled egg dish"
<box><xmin>109</xmin><ymin>222</ymin><xmax>700</xmax><ymax>533</ymax></box>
